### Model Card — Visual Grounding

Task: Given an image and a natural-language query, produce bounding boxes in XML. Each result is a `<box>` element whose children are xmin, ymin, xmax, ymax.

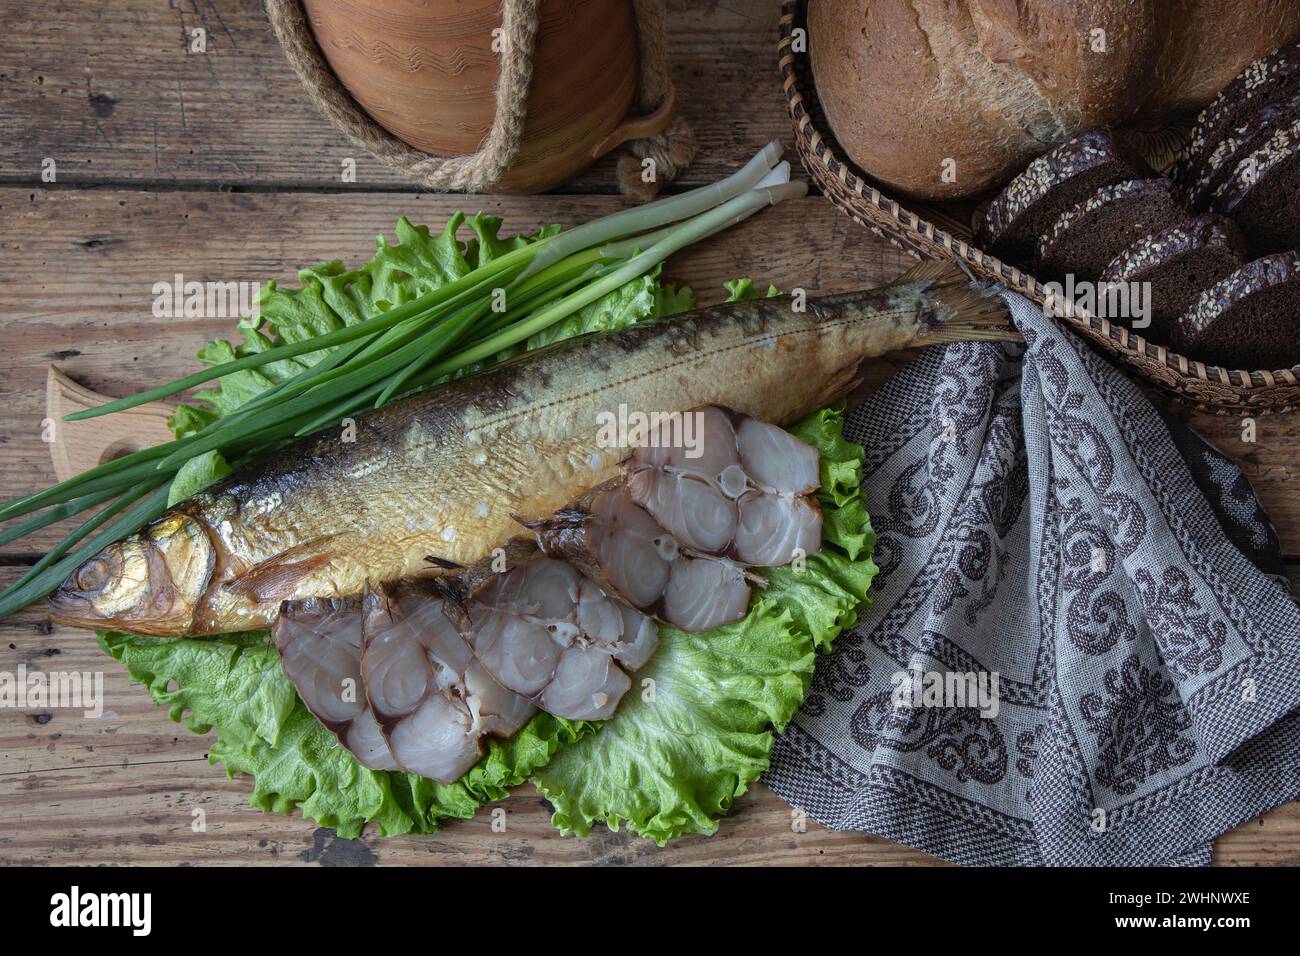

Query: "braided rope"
<box><xmin>266</xmin><ymin>0</ymin><xmax>693</xmax><ymax>197</ymax></box>
<box><xmin>616</xmin><ymin>0</ymin><xmax>697</xmax><ymax>200</ymax></box>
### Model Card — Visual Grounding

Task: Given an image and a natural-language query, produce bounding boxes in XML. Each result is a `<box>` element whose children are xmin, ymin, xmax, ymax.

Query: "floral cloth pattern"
<box><xmin>766</xmin><ymin>293</ymin><xmax>1300</xmax><ymax>866</ymax></box>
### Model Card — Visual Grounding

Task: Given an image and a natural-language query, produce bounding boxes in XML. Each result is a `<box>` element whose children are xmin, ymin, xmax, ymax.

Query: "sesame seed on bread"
<box><xmin>1212</xmin><ymin>114</ymin><xmax>1300</xmax><ymax>255</ymax></box>
<box><xmin>1174</xmin><ymin>251</ymin><xmax>1300</xmax><ymax>370</ymax></box>
<box><xmin>1037</xmin><ymin>179</ymin><xmax>1190</xmax><ymax>282</ymax></box>
<box><xmin>1100</xmin><ymin>214</ymin><xmax>1246</xmax><ymax>340</ymax></box>
<box><xmin>978</xmin><ymin>129</ymin><xmax>1150</xmax><ymax>267</ymax></box>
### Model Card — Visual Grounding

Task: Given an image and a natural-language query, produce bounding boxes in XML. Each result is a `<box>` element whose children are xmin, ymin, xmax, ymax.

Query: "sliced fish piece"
<box><xmin>449</xmin><ymin>546</ymin><xmax>657</xmax><ymax>720</ymax></box>
<box><xmin>387</xmin><ymin>694</ymin><xmax>481</xmax><ymax>783</ymax></box>
<box><xmin>537</xmin><ymin>645</ymin><xmax>630</xmax><ymax>721</ymax></box>
<box><xmin>735</xmin><ymin>416</ymin><xmax>820</xmax><ymax>494</ymax></box>
<box><xmin>344</xmin><ymin>706</ymin><xmax>401</xmax><ymax>772</ymax></box>
<box><xmin>637</xmin><ymin>404</ymin><xmax>740</xmax><ymax>476</ymax></box>
<box><xmin>607</xmin><ymin>602</ymin><xmax>660</xmax><ymax>670</ymax></box>
<box><xmin>465</xmin><ymin>605</ymin><xmax>562</xmax><ymax>698</ymax></box>
<box><xmin>627</xmin><ymin>469</ymin><xmax>737</xmax><ymax>554</ymax></box>
<box><xmin>464</xmin><ymin>660</ymin><xmax>536</xmax><ymax>737</ymax></box>
<box><xmin>359</xmin><ymin>579</ymin><xmax>536</xmax><ymax>782</ymax></box>
<box><xmin>662</xmin><ymin>557</ymin><xmax>754</xmax><ymax>633</ymax></box>
<box><xmin>534</xmin><ymin>485</ymin><xmax>754</xmax><ymax>633</ymax></box>
<box><xmin>732</xmin><ymin>493</ymin><xmax>823</xmax><ymax>567</ymax></box>
<box><xmin>271</xmin><ymin>596</ymin><xmax>398</xmax><ymax>772</ymax></box>
<box><xmin>625</xmin><ymin>405</ymin><xmax>822</xmax><ymax>563</ymax></box>
<box><xmin>361</xmin><ymin>584</ymin><xmax>469</xmax><ymax>722</ymax></box>
<box><xmin>590</xmin><ymin>490</ymin><xmax>671</xmax><ymax>607</ymax></box>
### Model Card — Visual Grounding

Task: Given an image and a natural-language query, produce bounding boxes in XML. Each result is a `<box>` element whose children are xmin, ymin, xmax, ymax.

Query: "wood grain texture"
<box><xmin>1</xmin><ymin>0</ymin><xmax>1298</xmax><ymax>867</ymax></box>
<box><xmin>0</xmin><ymin>188</ymin><xmax>910</xmax><ymax>554</ymax></box>
<box><xmin>1</xmin><ymin>566</ymin><xmax>1296</xmax><ymax>865</ymax></box>
<box><xmin>0</xmin><ymin>0</ymin><xmax>790</xmax><ymax>192</ymax></box>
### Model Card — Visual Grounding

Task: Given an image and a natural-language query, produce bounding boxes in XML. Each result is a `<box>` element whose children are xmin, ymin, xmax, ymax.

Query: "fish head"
<box><xmin>48</xmin><ymin>513</ymin><xmax>215</xmax><ymax>636</ymax></box>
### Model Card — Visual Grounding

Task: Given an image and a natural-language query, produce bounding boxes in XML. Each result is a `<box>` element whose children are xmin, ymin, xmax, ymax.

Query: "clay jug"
<box><xmin>302</xmin><ymin>0</ymin><xmax>652</xmax><ymax>192</ymax></box>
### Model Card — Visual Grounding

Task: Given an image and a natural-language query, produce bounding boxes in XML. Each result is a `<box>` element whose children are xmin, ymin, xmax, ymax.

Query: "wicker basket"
<box><xmin>778</xmin><ymin>1</ymin><xmax>1300</xmax><ymax>414</ymax></box>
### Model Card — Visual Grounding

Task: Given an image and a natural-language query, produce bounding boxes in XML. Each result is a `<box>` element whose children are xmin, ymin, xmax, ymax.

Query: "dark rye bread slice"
<box><xmin>1174</xmin><ymin>252</ymin><xmax>1300</xmax><ymax>370</ymax></box>
<box><xmin>1212</xmin><ymin>114</ymin><xmax>1300</xmax><ymax>255</ymax></box>
<box><xmin>1037</xmin><ymin>179</ymin><xmax>1189</xmax><ymax>282</ymax></box>
<box><xmin>1176</xmin><ymin>42</ymin><xmax>1300</xmax><ymax>191</ymax></box>
<box><xmin>1185</xmin><ymin>90</ymin><xmax>1300</xmax><ymax>210</ymax></box>
<box><xmin>1100</xmin><ymin>215</ymin><xmax>1246</xmax><ymax>341</ymax></box>
<box><xmin>977</xmin><ymin>130</ymin><xmax>1149</xmax><ymax>266</ymax></box>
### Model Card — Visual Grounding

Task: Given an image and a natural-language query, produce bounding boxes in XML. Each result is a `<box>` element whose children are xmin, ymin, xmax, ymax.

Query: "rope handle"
<box><xmin>266</xmin><ymin>0</ymin><xmax>695</xmax><ymax>197</ymax></box>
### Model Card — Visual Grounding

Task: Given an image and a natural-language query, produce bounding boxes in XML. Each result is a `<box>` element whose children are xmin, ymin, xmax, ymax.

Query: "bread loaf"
<box><xmin>1143</xmin><ymin>1</ymin><xmax>1300</xmax><ymax>118</ymax></box>
<box><xmin>808</xmin><ymin>0</ymin><xmax>1159</xmax><ymax>200</ymax></box>
<box><xmin>809</xmin><ymin>2</ymin><xmax>1300</xmax><ymax>201</ymax></box>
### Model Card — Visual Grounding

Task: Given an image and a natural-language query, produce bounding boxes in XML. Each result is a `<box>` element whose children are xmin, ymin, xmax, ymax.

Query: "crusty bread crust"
<box><xmin>1101</xmin><ymin>214</ymin><xmax>1245</xmax><ymax>285</ymax></box>
<box><xmin>979</xmin><ymin>129</ymin><xmax>1147</xmax><ymax>259</ymax></box>
<box><xmin>1179</xmin><ymin>41</ymin><xmax>1300</xmax><ymax>180</ymax></box>
<box><xmin>808</xmin><ymin>0</ymin><xmax>1159</xmax><ymax>201</ymax></box>
<box><xmin>1145</xmin><ymin>2</ymin><xmax>1300</xmax><ymax>118</ymax></box>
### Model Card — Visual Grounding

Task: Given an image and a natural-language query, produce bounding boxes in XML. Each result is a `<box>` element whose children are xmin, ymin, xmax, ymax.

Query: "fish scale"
<box><xmin>48</xmin><ymin>261</ymin><xmax>1015</xmax><ymax>636</ymax></box>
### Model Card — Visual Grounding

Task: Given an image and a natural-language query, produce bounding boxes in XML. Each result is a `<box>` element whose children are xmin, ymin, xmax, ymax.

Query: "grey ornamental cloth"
<box><xmin>765</xmin><ymin>291</ymin><xmax>1300</xmax><ymax>866</ymax></box>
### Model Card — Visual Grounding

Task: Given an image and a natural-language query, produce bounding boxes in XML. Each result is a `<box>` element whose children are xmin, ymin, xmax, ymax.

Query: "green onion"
<box><xmin>0</xmin><ymin>484</ymin><xmax>171</xmax><ymax>621</ymax></box>
<box><xmin>0</xmin><ymin>486</ymin><xmax>125</xmax><ymax>549</ymax></box>
<box><xmin>62</xmin><ymin>245</ymin><xmax>537</xmax><ymax>423</ymax></box>
<box><xmin>0</xmin><ymin>144</ymin><xmax>801</xmax><ymax>621</ymax></box>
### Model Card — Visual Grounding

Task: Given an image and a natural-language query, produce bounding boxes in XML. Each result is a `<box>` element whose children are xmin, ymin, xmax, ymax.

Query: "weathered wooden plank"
<box><xmin>0</xmin><ymin>765</ymin><xmax>945</xmax><ymax>866</ymax></box>
<box><xmin>4</xmin><ymin>187</ymin><xmax>1299</xmax><ymax>558</ymax></box>
<box><xmin>1</xmin><ymin>570</ymin><xmax>1296</xmax><ymax>865</ymax></box>
<box><xmin>0</xmin><ymin>187</ymin><xmax>911</xmax><ymax>554</ymax></box>
<box><xmin>0</xmin><ymin>0</ymin><xmax>791</xmax><ymax>193</ymax></box>
<box><xmin>0</xmin><ymin>567</ymin><xmax>940</xmax><ymax>865</ymax></box>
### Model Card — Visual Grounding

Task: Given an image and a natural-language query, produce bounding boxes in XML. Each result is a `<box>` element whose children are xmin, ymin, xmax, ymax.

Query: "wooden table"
<box><xmin>1</xmin><ymin>0</ymin><xmax>1297</xmax><ymax>867</ymax></box>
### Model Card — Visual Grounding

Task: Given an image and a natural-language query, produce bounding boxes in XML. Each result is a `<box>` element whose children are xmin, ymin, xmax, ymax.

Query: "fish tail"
<box><xmin>888</xmin><ymin>260</ymin><xmax>1022</xmax><ymax>346</ymax></box>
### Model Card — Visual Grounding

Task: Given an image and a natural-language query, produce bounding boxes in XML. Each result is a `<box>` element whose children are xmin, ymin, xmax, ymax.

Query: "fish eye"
<box><xmin>74</xmin><ymin>558</ymin><xmax>109</xmax><ymax>593</ymax></box>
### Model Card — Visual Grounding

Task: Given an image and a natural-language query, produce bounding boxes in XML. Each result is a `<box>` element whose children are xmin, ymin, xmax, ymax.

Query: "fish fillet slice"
<box><xmin>271</xmin><ymin>597</ymin><xmax>398</xmax><ymax>772</ymax></box>
<box><xmin>457</xmin><ymin>554</ymin><xmax>658</xmax><ymax>721</ymax></box>
<box><xmin>534</xmin><ymin>405</ymin><xmax>822</xmax><ymax>632</ymax></box>
<box><xmin>360</xmin><ymin>581</ymin><xmax>536</xmax><ymax>781</ymax></box>
<box><xmin>626</xmin><ymin>405</ymin><xmax>822</xmax><ymax>567</ymax></box>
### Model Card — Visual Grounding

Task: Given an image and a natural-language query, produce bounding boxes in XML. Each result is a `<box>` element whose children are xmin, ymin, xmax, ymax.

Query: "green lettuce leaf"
<box><xmin>101</xmin><ymin>208</ymin><xmax>876</xmax><ymax>842</ymax></box>
<box><xmin>98</xmin><ymin>629</ymin><xmax>592</xmax><ymax>838</ymax></box>
<box><xmin>533</xmin><ymin>403</ymin><xmax>876</xmax><ymax>844</ymax></box>
<box><xmin>723</xmin><ymin>277</ymin><xmax>781</xmax><ymax>301</ymax></box>
<box><xmin>166</xmin><ymin>450</ymin><xmax>230</xmax><ymax>506</ymax></box>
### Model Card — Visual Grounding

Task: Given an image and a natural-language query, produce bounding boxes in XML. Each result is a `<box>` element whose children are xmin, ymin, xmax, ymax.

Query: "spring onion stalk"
<box><xmin>0</xmin><ymin>486</ymin><xmax>125</xmax><ymax>549</ymax></box>
<box><xmin>598</xmin><ymin>162</ymin><xmax>794</xmax><ymax>261</ymax></box>
<box><xmin>0</xmin><ymin>485</ymin><xmax>171</xmax><ymax>621</ymax></box>
<box><xmin>0</xmin><ymin>150</ymin><xmax>805</xmax><ymax>620</ymax></box>
<box><xmin>375</xmin><ymin>259</ymin><xmax>609</xmax><ymax>408</ymax></box>
<box><xmin>514</xmin><ymin>140</ymin><xmax>783</xmax><ymax>284</ymax></box>
<box><xmin>63</xmin><ymin>244</ymin><xmax>539</xmax><ymax>423</ymax></box>
<box><xmin>8</xmin><ymin>478</ymin><xmax>168</xmax><ymax>592</ymax></box>
<box><xmin>232</xmin><ymin>265</ymin><xmax>516</xmax><ymax>417</ymax></box>
<box><xmin>416</xmin><ymin>182</ymin><xmax>807</xmax><ymax>384</ymax></box>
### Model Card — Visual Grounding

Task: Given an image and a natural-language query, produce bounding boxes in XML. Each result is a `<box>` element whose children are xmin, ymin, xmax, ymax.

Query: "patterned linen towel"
<box><xmin>765</xmin><ymin>291</ymin><xmax>1300</xmax><ymax>866</ymax></box>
